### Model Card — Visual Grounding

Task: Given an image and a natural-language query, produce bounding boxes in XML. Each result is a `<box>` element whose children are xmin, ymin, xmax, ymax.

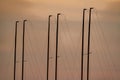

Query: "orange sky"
<box><xmin>0</xmin><ymin>0</ymin><xmax>120</xmax><ymax>80</ymax></box>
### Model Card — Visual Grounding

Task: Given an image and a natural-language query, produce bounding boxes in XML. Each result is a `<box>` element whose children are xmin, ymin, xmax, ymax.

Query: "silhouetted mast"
<box><xmin>14</xmin><ymin>21</ymin><xmax>19</xmax><ymax>80</ymax></box>
<box><xmin>47</xmin><ymin>15</ymin><xmax>52</xmax><ymax>80</ymax></box>
<box><xmin>55</xmin><ymin>13</ymin><xmax>61</xmax><ymax>80</ymax></box>
<box><xmin>81</xmin><ymin>9</ymin><xmax>87</xmax><ymax>80</ymax></box>
<box><xmin>21</xmin><ymin>20</ymin><xmax>27</xmax><ymax>80</ymax></box>
<box><xmin>87</xmin><ymin>8</ymin><xmax>93</xmax><ymax>80</ymax></box>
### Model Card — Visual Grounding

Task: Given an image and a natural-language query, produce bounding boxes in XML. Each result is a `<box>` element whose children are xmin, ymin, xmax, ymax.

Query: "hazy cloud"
<box><xmin>0</xmin><ymin>0</ymin><xmax>35</xmax><ymax>16</ymax></box>
<box><xmin>107</xmin><ymin>1</ymin><xmax>120</xmax><ymax>17</ymax></box>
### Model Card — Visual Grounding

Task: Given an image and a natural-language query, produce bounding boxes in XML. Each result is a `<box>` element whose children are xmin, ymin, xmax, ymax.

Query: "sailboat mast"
<box><xmin>55</xmin><ymin>13</ymin><xmax>61</xmax><ymax>80</ymax></box>
<box><xmin>87</xmin><ymin>8</ymin><xmax>93</xmax><ymax>80</ymax></box>
<box><xmin>47</xmin><ymin>15</ymin><xmax>52</xmax><ymax>80</ymax></box>
<box><xmin>81</xmin><ymin>8</ymin><xmax>87</xmax><ymax>80</ymax></box>
<box><xmin>14</xmin><ymin>21</ymin><xmax>19</xmax><ymax>80</ymax></box>
<box><xmin>21</xmin><ymin>20</ymin><xmax>27</xmax><ymax>80</ymax></box>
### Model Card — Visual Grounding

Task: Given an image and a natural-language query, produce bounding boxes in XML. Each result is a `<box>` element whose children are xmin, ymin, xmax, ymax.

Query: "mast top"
<box><xmin>57</xmin><ymin>13</ymin><xmax>61</xmax><ymax>15</ymax></box>
<box><xmin>49</xmin><ymin>15</ymin><xmax>52</xmax><ymax>17</ymax></box>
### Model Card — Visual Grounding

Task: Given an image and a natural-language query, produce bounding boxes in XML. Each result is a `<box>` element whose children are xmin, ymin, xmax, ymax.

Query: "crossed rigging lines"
<box><xmin>13</xmin><ymin>8</ymin><xmax>93</xmax><ymax>80</ymax></box>
<box><xmin>12</xmin><ymin>8</ymin><xmax>115</xmax><ymax>80</ymax></box>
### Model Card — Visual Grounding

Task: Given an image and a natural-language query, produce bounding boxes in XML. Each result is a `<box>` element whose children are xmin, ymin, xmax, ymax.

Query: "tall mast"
<box><xmin>87</xmin><ymin>8</ymin><xmax>93</xmax><ymax>80</ymax></box>
<box><xmin>55</xmin><ymin>13</ymin><xmax>61</xmax><ymax>80</ymax></box>
<box><xmin>81</xmin><ymin>9</ymin><xmax>87</xmax><ymax>80</ymax></box>
<box><xmin>21</xmin><ymin>20</ymin><xmax>27</xmax><ymax>80</ymax></box>
<box><xmin>14</xmin><ymin>21</ymin><xmax>19</xmax><ymax>80</ymax></box>
<box><xmin>47</xmin><ymin>15</ymin><xmax>52</xmax><ymax>80</ymax></box>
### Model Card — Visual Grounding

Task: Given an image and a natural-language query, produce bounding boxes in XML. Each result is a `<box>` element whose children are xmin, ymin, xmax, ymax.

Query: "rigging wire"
<box><xmin>25</xmin><ymin>24</ymin><xmax>40</xmax><ymax>80</ymax></box>
<box><xmin>60</xmin><ymin>14</ymin><xmax>80</xmax><ymax>80</ymax></box>
<box><xmin>55</xmin><ymin>15</ymin><xmax>72</xmax><ymax>80</ymax></box>
<box><xmin>91</xmin><ymin>13</ymin><xmax>107</xmax><ymax>80</ymax></box>
<box><xmin>92</xmin><ymin>9</ymin><xmax>115</xmax><ymax>80</ymax></box>
<box><xmin>63</xmin><ymin>14</ymin><xmax>82</xmax><ymax>55</ymax></box>
<box><xmin>94</xmin><ymin>9</ymin><xmax>116</xmax><ymax>79</ymax></box>
<box><xmin>94</xmin><ymin>9</ymin><xmax>116</xmax><ymax>69</ymax></box>
<box><xmin>25</xmin><ymin>20</ymin><xmax>46</xmax><ymax>80</ymax></box>
<box><xmin>62</xmin><ymin>14</ymin><xmax>80</xmax><ymax>66</ymax></box>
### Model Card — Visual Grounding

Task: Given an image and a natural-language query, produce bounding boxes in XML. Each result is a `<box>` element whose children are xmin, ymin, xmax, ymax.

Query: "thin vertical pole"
<box><xmin>14</xmin><ymin>21</ymin><xmax>19</xmax><ymax>80</ymax></box>
<box><xmin>47</xmin><ymin>15</ymin><xmax>52</xmax><ymax>80</ymax></box>
<box><xmin>87</xmin><ymin>8</ymin><xmax>93</xmax><ymax>80</ymax></box>
<box><xmin>21</xmin><ymin>20</ymin><xmax>27</xmax><ymax>80</ymax></box>
<box><xmin>55</xmin><ymin>13</ymin><xmax>61</xmax><ymax>80</ymax></box>
<box><xmin>81</xmin><ymin>9</ymin><xmax>87</xmax><ymax>80</ymax></box>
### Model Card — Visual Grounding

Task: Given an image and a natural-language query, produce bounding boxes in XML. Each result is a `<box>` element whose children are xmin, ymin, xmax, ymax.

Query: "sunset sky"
<box><xmin>0</xmin><ymin>0</ymin><xmax>120</xmax><ymax>80</ymax></box>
